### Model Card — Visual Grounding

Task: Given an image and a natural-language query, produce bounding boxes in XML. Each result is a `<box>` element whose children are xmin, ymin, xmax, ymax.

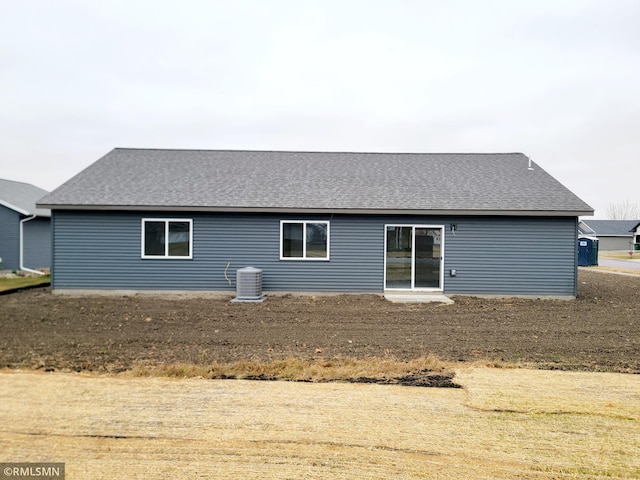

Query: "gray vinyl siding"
<box><xmin>0</xmin><ymin>205</ymin><xmax>20</xmax><ymax>270</ymax></box>
<box><xmin>22</xmin><ymin>217</ymin><xmax>51</xmax><ymax>270</ymax></box>
<box><xmin>442</xmin><ymin>216</ymin><xmax>578</xmax><ymax>296</ymax></box>
<box><xmin>51</xmin><ymin>211</ymin><xmax>384</xmax><ymax>292</ymax></box>
<box><xmin>51</xmin><ymin>211</ymin><xmax>578</xmax><ymax>296</ymax></box>
<box><xmin>596</xmin><ymin>236</ymin><xmax>633</xmax><ymax>251</ymax></box>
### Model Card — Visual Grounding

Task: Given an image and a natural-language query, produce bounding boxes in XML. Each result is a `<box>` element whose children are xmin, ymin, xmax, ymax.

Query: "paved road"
<box><xmin>598</xmin><ymin>258</ymin><xmax>640</xmax><ymax>271</ymax></box>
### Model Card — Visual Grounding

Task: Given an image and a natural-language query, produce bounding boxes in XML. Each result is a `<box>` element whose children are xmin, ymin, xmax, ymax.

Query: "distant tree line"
<box><xmin>606</xmin><ymin>199</ymin><xmax>640</xmax><ymax>220</ymax></box>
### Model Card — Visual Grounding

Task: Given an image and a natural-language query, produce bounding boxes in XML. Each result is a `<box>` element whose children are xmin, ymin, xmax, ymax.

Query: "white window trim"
<box><xmin>280</xmin><ymin>220</ymin><xmax>330</xmax><ymax>261</ymax></box>
<box><xmin>141</xmin><ymin>218</ymin><xmax>193</xmax><ymax>259</ymax></box>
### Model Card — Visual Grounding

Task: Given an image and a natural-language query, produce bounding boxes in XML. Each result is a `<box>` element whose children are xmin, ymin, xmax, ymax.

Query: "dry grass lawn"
<box><xmin>0</xmin><ymin>274</ymin><xmax>50</xmax><ymax>291</ymax></box>
<box><xmin>128</xmin><ymin>355</ymin><xmax>454</xmax><ymax>386</ymax></box>
<box><xmin>1</xmin><ymin>368</ymin><xmax>639</xmax><ymax>479</ymax></box>
<box><xmin>599</xmin><ymin>251</ymin><xmax>639</xmax><ymax>260</ymax></box>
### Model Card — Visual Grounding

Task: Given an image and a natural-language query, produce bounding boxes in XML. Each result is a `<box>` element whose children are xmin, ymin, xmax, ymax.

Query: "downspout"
<box><xmin>574</xmin><ymin>217</ymin><xmax>579</xmax><ymax>298</ymax></box>
<box><xmin>20</xmin><ymin>215</ymin><xmax>45</xmax><ymax>275</ymax></box>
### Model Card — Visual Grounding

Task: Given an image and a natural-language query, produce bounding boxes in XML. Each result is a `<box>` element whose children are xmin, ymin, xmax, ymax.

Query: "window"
<box><xmin>142</xmin><ymin>219</ymin><xmax>192</xmax><ymax>259</ymax></box>
<box><xmin>280</xmin><ymin>221</ymin><xmax>329</xmax><ymax>260</ymax></box>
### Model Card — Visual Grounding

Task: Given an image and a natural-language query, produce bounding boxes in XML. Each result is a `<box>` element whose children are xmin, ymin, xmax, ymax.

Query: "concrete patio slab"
<box><xmin>384</xmin><ymin>293</ymin><xmax>454</xmax><ymax>304</ymax></box>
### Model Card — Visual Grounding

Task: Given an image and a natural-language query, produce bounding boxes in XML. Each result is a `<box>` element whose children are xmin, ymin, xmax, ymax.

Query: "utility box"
<box><xmin>232</xmin><ymin>267</ymin><xmax>265</xmax><ymax>302</ymax></box>
<box><xmin>578</xmin><ymin>237</ymin><xmax>598</xmax><ymax>267</ymax></box>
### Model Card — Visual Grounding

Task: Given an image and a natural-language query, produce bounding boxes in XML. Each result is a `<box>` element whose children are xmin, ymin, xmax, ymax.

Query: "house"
<box><xmin>630</xmin><ymin>222</ymin><xmax>640</xmax><ymax>250</ymax></box>
<box><xmin>0</xmin><ymin>178</ymin><xmax>51</xmax><ymax>273</ymax></box>
<box><xmin>37</xmin><ymin>149</ymin><xmax>593</xmax><ymax>297</ymax></box>
<box><xmin>578</xmin><ymin>220</ymin><xmax>639</xmax><ymax>251</ymax></box>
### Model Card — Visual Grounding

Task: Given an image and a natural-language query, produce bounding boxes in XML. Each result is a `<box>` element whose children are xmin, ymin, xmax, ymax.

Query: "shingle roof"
<box><xmin>579</xmin><ymin>220</ymin><xmax>639</xmax><ymax>236</ymax></box>
<box><xmin>38</xmin><ymin>148</ymin><xmax>593</xmax><ymax>216</ymax></box>
<box><xmin>0</xmin><ymin>178</ymin><xmax>50</xmax><ymax>217</ymax></box>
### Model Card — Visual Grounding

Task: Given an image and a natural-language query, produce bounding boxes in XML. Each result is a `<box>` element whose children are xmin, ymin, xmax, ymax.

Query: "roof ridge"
<box><xmin>112</xmin><ymin>148</ymin><xmax>525</xmax><ymax>156</ymax></box>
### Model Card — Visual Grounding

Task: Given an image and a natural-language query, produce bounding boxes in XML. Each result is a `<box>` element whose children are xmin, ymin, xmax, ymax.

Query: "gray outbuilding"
<box><xmin>38</xmin><ymin>149</ymin><xmax>593</xmax><ymax>297</ymax></box>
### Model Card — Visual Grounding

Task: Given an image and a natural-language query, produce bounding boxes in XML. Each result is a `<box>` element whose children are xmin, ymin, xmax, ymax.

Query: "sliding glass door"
<box><xmin>385</xmin><ymin>225</ymin><xmax>443</xmax><ymax>290</ymax></box>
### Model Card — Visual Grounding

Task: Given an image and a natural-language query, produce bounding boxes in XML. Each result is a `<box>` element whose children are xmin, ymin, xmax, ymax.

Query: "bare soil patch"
<box><xmin>1</xmin><ymin>270</ymin><xmax>639</xmax><ymax>375</ymax></box>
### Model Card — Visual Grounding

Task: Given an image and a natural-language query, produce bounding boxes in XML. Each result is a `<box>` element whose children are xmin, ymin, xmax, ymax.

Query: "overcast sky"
<box><xmin>2</xmin><ymin>0</ymin><xmax>639</xmax><ymax>218</ymax></box>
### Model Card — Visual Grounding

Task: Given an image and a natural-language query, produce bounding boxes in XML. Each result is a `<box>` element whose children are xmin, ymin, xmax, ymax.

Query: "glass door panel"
<box><xmin>385</xmin><ymin>226</ymin><xmax>412</xmax><ymax>288</ymax></box>
<box><xmin>415</xmin><ymin>228</ymin><xmax>441</xmax><ymax>288</ymax></box>
<box><xmin>385</xmin><ymin>225</ymin><xmax>443</xmax><ymax>290</ymax></box>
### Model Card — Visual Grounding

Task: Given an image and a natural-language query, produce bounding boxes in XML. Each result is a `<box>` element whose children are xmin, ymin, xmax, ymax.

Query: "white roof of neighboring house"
<box><xmin>0</xmin><ymin>178</ymin><xmax>50</xmax><ymax>217</ymax></box>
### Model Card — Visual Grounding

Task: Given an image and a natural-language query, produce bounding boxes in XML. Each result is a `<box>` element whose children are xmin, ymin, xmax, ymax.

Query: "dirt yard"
<box><xmin>2</xmin><ymin>270</ymin><xmax>640</xmax><ymax>479</ymax></box>
<box><xmin>1</xmin><ymin>269</ymin><xmax>639</xmax><ymax>374</ymax></box>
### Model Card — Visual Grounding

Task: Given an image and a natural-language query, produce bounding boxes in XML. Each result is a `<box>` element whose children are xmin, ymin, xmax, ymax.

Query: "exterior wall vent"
<box><xmin>232</xmin><ymin>266</ymin><xmax>265</xmax><ymax>302</ymax></box>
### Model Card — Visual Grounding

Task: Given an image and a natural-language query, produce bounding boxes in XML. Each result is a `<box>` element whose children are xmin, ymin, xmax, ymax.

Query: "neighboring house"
<box><xmin>630</xmin><ymin>222</ymin><xmax>640</xmax><ymax>250</ymax></box>
<box><xmin>38</xmin><ymin>149</ymin><xmax>593</xmax><ymax>297</ymax></box>
<box><xmin>578</xmin><ymin>220</ymin><xmax>639</xmax><ymax>251</ymax></box>
<box><xmin>0</xmin><ymin>178</ymin><xmax>51</xmax><ymax>272</ymax></box>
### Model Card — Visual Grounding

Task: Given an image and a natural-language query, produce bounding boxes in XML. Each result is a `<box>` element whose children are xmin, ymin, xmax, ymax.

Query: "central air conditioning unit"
<box><xmin>232</xmin><ymin>266</ymin><xmax>265</xmax><ymax>302</ymax></box>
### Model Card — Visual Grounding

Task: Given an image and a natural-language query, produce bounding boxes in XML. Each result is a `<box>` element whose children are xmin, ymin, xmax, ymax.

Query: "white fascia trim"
<box><xmin>592</xmin><ymin>234</ymin><xmax>634</xmax><ymax>237</ymax></box>
<box><xmin>579</xmin><ymin>222</ymin><xmax>597</xmax><ymax>235</ymax></box>
<box><xmin>0</xmin><ymin>199</ymin><xmax>31</xmax><ymax>216</ymax></box>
